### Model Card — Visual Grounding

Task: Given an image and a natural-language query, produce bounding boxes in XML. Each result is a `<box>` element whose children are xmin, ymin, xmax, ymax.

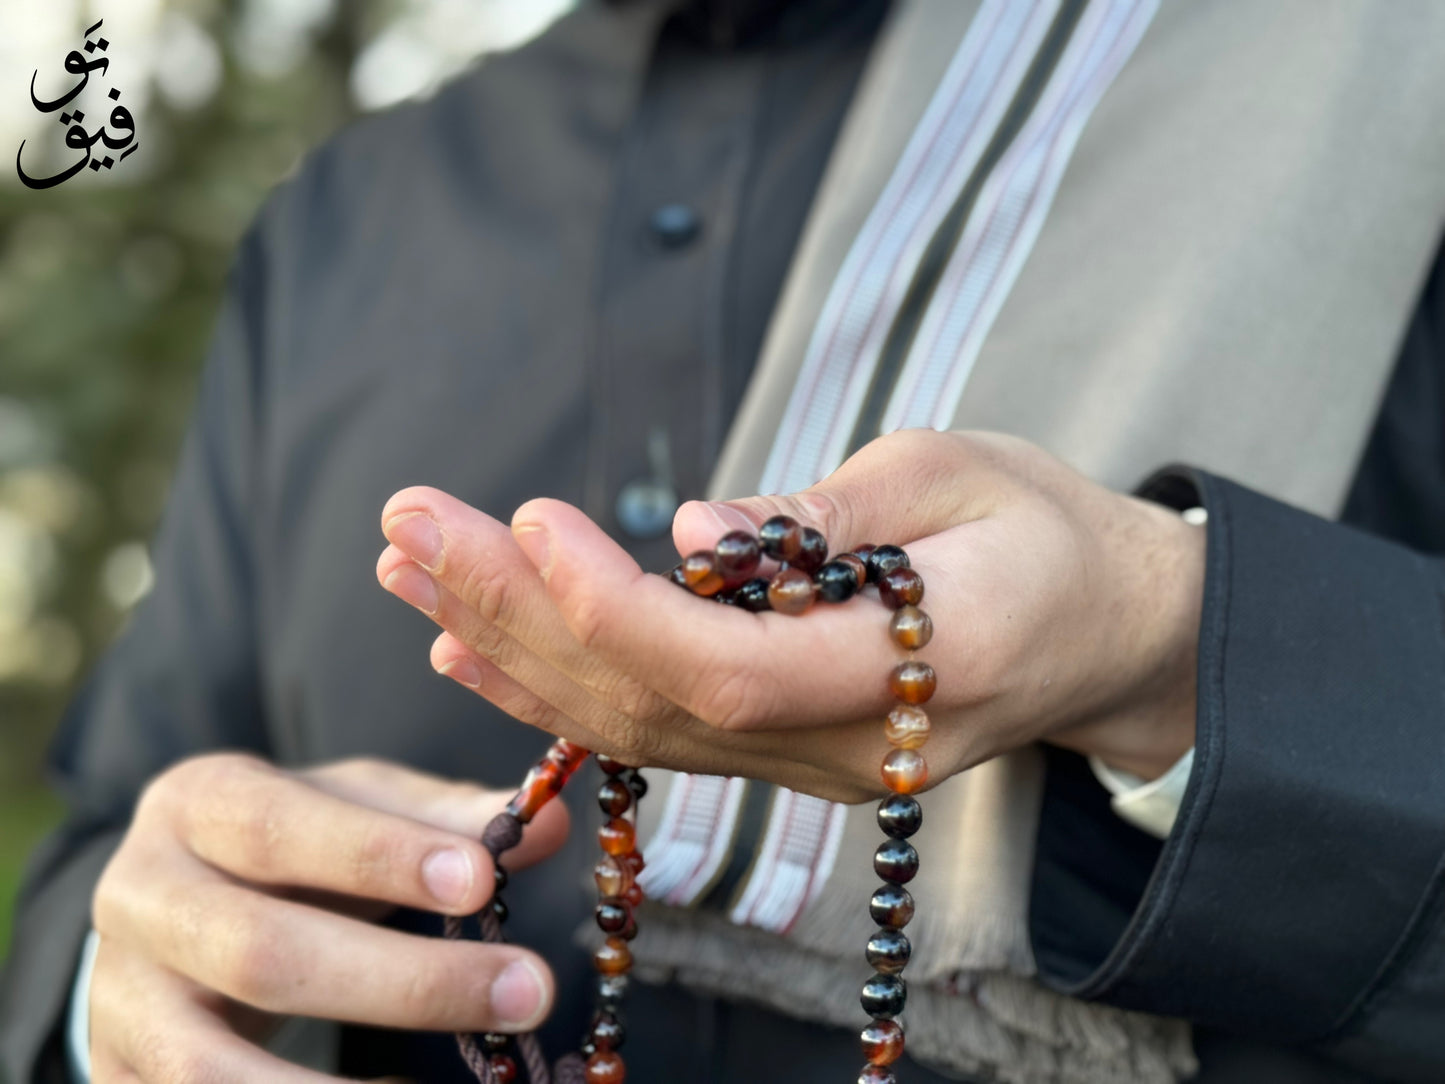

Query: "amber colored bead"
<box><xmin>815</xmin><ymin>559</ymin><xmax>861</xmax><ymax>603</ymax></box>
<box><xmin>884</xmin><ymin>705</ymin><xmax>931</xmax><ymax>750</ymax></box>
<box><xmin>869</xmin><ymin>884</ymin><xmax>915</xmax><ymax>928</ymax></box>
<box><xmin>714</xmin><ymin>530</ymin><xmax>762</xmax><ymax>580</ymax></box>
<box><xmin>489</xmin><ymin>1054</ymin><xmax>519</xmax><ymax>1083</ymax></box>
<box><xmin>623</xmin><ymin>882</ymin><xmax>644</xmax><ymax>907</ymax></box>
<box><xmin>507</xmin><ymin>767</ymin><xmax>562</xmax><ymax>823</ymax></box>
<box><xmin>889</xmin><ymin>605</ymin><xmax>933</xmax><ymax>650</ymax></box>
<box><xmin>866</xmin><ymin>544</ymin><xmax>910</xmax><ymax>583</ymax></box>
<box><xmin>596</xmin><ymin>898</ymin><xmax>631</xmax><ymax>934</ymax></box>
<box><xmin>759</xmin><ymin>515</ymin><xmax>804</xmax><ymax>561</ymax></box>
<box><xmin>620</xmin><ymin>851</ymin><xmax>646</xmax><ymax>876</ymax></box>
<box><xmin>599</xmin><ymin>817</ymin><xmax>636</xmax><ymax>856</ymax></box>
<box><xmin>795</xmin><ymin>527</ymin><xmax>829</xmax><ymax>574</ymax></box>
<box><xmin>852</xmin><ymin>543</ymin><xmax>878</xmax><ymax>568</ymax></box>
<box><xmin>768</xmin><ymin>568</ymin><xmax>817</xmax><ymax>615</ymax></box>
<box><xmin>733</xmin><ymin>577</ymin><xmax>772</xmax><ymax>611</ymax></box>
<box><xmin>866</xmin><ymin>928</ymin><xmax>912</xmax><ymax>975</ymax></box>
<box><xmin>877</xmin><ymin>567</ymin><xmax>924</xmax><ymax>609</ymax></box>
<box><xmin>889</xmin><ymin>660</ymin><xmax>937</xmax><ymax>704</ymax></box>
<box><xmin>881</xmin><ymin>748</ymin><xmax>928</xmax><ymax>794</ymax></box>
<box><xmin>594</xmin><ymin>856</ymin><xmax>633</xmax><ymax>897</ymax></box>
<box><xmin>585</xmin><ymin>1050</ymin><xmax>626</xmax><ymax>1084</ymax></box>
<box><xmin>681</xmin><ymin>550</ymin><xmax>726</xmax><ymax>597</ymax></box>
<box><xmin>877</xmin><ymin>794</ymin><xmax>923</xmax><ymax>839</ymax></box>
<box><xmin>860</xmin><ymin>972</ymin><xmax>907</xmax><ymax>1019</ymax></box>
<box><xmin>594</xmin><ymin>936</ymin><xmax>633</xmax><ymax>975</ymax></box>
<box><xmin>858</xmin><ymin>1066</ymin><xmax>897</xmax><ymax>1084</ymax></box>
<box><xmin>860</xmin><ymin>1017</ymin><xmax>905</xmax><ymax>1065</ymax></box>
<box><xmin>598</xmin><ymin>778</ymin><xmax>633</xmax><ymax>816</ymax></box>
<box><xmin>590</xmin><ymin>1009</ymin><xmax>627</xmax><ymax>1051</ymax></box>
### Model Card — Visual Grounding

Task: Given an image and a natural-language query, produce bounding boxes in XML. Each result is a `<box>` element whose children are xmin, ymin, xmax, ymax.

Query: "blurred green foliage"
<box><xmin>0</xmin><ymin>1</ymin><xmax>372</xmax><ymax>963</ymax></box>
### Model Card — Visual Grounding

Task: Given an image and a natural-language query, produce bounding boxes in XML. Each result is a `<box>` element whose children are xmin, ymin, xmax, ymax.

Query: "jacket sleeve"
<box><xmin>1030</xmin><ymin>466</ymin><xmax>1445</xmax><ymax>1082</ymax></box>
<box><xmin>0</xmin><ymin>219</ymin><xmax>277</xmax><ymax>1084</ymax></box>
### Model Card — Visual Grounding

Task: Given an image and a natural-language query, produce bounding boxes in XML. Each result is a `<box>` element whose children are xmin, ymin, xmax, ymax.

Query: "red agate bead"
<box><xmin>714</xmin><ymin>530</ymin><xmax>762</xmax><ymax>580</ymax></box>
<box><xmin>860</xmin><ymin>1017</ymin><xmax>905</xmax><ymax>1065</ymax></box>
<box><xmin>599</xmin><ymin>817</ymin><xmax>636</xmax><ymax>856</ymax></box>
<box><xmin>881</xmin><ymin>748</ymin><xmax>928</xmax><ymax>794</ymax></box>
<box><xmin>889</xmin><ymin>660</ymin><xmax>936</xmax><ymax>704</ymax></box>
<box><xmin>585</xmin><ymin>1050</ymin><xmax>626</xmax><ymax>1083</ymax></box>
<box><xmin>877</xmin><ymin>567</ymin><xmax>924</xmax><ymax>609</ymax></box>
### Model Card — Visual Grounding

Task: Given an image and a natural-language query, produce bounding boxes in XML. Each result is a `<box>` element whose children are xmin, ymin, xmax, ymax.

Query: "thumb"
<box><xmin>672</xmin><ymin>429</ymin><xmax>989</xmax><ymax>559</ymax></box>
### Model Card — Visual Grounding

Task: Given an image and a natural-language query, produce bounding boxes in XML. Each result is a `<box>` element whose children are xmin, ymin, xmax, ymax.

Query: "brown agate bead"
<box><xmin>681</xmin><ymin>550</ymin><xmax>726</xmax><ymax>596</ymax></box>
<box><xmin>860</xmin><ymin>1017</ymin><xmax>905</xmax><ymax>1065</ymax></box>
<box><xmin>874</xmin><ymin>838</ymin><xmax>919</xmax><ymax>884</ymax></box>
<box><xmin>888</xmin><ymin>605</ymin><xmax>933</xmax><ymax>649</ymax></box>
<box><xmin>866</xmin><ymin>928</ymin><xmax>912</xmax><ymax>974</ymax></box>
<box><xmin>794</xmin><ymin>526</ymin><xmax>829</xmax><ymax>574</ymax></box>
<box><xmin>865</xmin><ymin>544</ymin><xmax>909</xmax><ymax>583</ymax></box>
<box><xmin>590</xmin><ymin>1009</ymin><xmax>626</xmax><ymax>1051</ymax></box>
<box><xmin>877</xmin><ymin>567</ymin><xmax>924</xmax><ymax>609</ymax></box>
<box><xmin>594</xmin><ymin>936</ymin><xmax>633</xmax><ymax>975</ymax></box>
<box><xmin>768</xmin><ymin>568</ymin><xmax>817</xmax><ymax>615</ymax></box>
<box><xmin>623</xmin><ymin>882</ymin><xmax>644</xmax><ymax>907</ymax></box>
<box><xmin>869</xmin><ymin>884</ymin><xmax>915</xmax><ymax>928</ymax></box>
<box><xmin>595</xmin><ymin>754</ymin><xmax>628</xmax><ymax>775</ymax></box>
<box><xmin>596</xmin><ymin>898</ymin><xmax>630</xmax><ymax>934</ymax></box>
<box><xmin>714</xmin><ymin>530</ymin><xmax>762</xmax><ymax>580</ymax></box>
<box><xmin>489</xmin><ymin>1054</ymin><xmax>519</xmax><ymax>1083</ymax></box>
<box><xmin>884</xmin><ymin>705</ymin><xmax>931</xmax><ymax>750</ymax></box>
<box><xmin>759</xmin><ymin>514</ymin><xmax>804</xmax><ymax>562</ymax></box>
<box><xmin>598</xmin><ymin>778</ymin><xmax>633</xmax><ymax>816</ymax></box>
<box><xmin>585</xmin><ymin>1050</ymin><xmax>626</xmax><ymax>1084</ymax></box>
<box><xmin>666</xmin><ymin>564</ymin><xmax>688</xmax><ymax>588</ymax></box>
<box><xmin>620</xmin><ymin>851</ymin><xmax>646</xmax><ymax>876</ymax></box>
<box><xmin>594</xmin><ymin>856</ymin><xmax>633</xmax><ymax>897</ymax></box>
<box><xmin>881</xmin><ymin>748</ymin><xmax>928</xmax><ymax>794</ymax></box>
<box><xmin>599</xmin><ymin>817</ymin><xmax>636</xmax><ymax>856</ymax></box>
<box><xmin>889</xmin><ymin>660</ymin><xmax>936</xmax><ymax>704</ymax></box>
<box><xmin>858</xmin><ymin>1066</ymin><xmax>897</xmax><ymax>1084</ymax></box>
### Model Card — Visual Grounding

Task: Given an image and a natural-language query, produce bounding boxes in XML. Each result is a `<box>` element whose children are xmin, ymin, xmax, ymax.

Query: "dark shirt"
<box><xmin>5</xmin><ymin>1</ymin><xmax>1445</xmax><ymax>1081</ymax></box>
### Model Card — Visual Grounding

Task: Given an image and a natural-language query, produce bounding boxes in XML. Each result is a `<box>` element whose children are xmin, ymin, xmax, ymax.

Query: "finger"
<box><xmin>509</xmin><ymin>496</ymin><xmax>895</xmax><ymax>730</ymax></box>
<box><xmin>152</xmin><ymin>755</ymin><xmax>496</xmax><ymax>916</ymax></box>
<box><xmin>106</xmin><ymin>866</ymin><xmax>554</xmax><ymax>1032</ymax></box>
<box><xmin>94</xmin><ymin>942</ymin><xmax>363</xmax><ymax>1083</ymax></box>
<box><xmin>298</xmin><ymin>756</ymin><xmax>569</xmax><ymax>871</ymax></box>
<box><xmin>381</xmin><ymin>488</ymin><xmax>892</xmax><ymax>731</ymax></box>
<box><xmin>671</xmin><ymin>428</ymin><xmax>991</xmax><ymax>558</ymax></box>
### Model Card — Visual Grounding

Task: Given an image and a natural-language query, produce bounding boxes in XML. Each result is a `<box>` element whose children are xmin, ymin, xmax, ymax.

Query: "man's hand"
<box><xmin>89</xmin><ymin>755</ymin><xmax>567</xmax><ymax>1082</ymax></box>
<box><xmin>378</xmin><ymin>430</ymin><xmax>1204</xmax><ymax>803</ymax></box>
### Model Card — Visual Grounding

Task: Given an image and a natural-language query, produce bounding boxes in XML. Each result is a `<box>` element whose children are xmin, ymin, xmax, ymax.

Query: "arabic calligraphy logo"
<box><xmin>17</xmin><ymin>19</ymin><xmax>140</xmax><ymax>191</ymax></box>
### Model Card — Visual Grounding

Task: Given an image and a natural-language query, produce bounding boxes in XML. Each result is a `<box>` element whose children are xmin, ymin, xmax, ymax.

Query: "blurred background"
<box><xmin>0</xmin><ymin>0</ymin><xmax>573</xmax><ymax>963</ymax></box>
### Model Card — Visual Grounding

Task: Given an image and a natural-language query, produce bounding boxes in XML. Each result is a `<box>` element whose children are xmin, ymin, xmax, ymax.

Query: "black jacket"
<box><xmin>4</xmin><ymin>2</ymin><xmax>1445</xmax><ymax>1081</ymax></box>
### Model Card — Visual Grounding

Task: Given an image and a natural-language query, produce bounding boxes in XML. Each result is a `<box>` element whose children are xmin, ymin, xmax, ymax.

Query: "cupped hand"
<box><xmin>378</xmin><ymin>429</ymin><xmax>1204</xmax><ymax>804</ymax></box>
<box><xmin>89</xmin><ymin>755</ymin><xmax>567</xmax><ymax>1082</ymax></box>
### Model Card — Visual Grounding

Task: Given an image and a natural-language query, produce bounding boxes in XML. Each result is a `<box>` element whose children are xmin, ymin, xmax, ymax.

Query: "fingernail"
<box><xmin>702</xmin><ymin>502</ymin><xmax>755</xmax><ymax>535</ymax></box>
<box><xmin>439</xmin><ymin>657</ymin><xmax>483</xmax><ymax>689</ymax></box>
<box><xmin>385</xmin><ymin>513</ymin><xmax>444</xmax><ymax>571</ymax></box>
<box><xmin>512</xmin><ymin>524</ymin><xmax>552</xmax><ymax>581</ymax></box>
<box><xmin>491</xmin><ymin>958</ymin><xmax>548</xmax><ymax>1028</ymax></box>
<box><xmin>383</xmin><ymin>566</ymin><xmax>439</xmax><ymax>615</ymax></box>
<box><xmin>421</xmin><ymin>848</ymin><xmax>473</xmax><ymax>907</ymax></box>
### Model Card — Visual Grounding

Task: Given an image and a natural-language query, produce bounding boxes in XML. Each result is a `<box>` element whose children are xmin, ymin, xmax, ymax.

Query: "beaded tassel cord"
<box><xmin>449</xmin><ymin>514</ymin><xmax>932</xmax><ymax>1084</ymax></box>
<box><xmin>446</xmin><ymin>739</ymin><xmax>647</xmax><ymax>1084</ymax></box>
<box><xmin>670</xmin><ymin>517</ymin><xmax>932</xmax><ymax>1084</ymax></box>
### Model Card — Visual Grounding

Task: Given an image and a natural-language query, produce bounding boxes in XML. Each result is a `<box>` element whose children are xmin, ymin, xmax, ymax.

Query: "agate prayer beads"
<box><xmin>668</xmin><ymin>514</ymin><xmax>939</xmax><ymax>1084</ymax></box>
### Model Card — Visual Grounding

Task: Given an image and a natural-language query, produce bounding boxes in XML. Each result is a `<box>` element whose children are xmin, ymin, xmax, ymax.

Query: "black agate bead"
<box><xmin>860</xmin><ymin>972</ymin><xmax>907</xmax><ymax>1019</ymax></box>
<box><xmin>877</xmin><ymin>794</ymin><xmax>922</xmax><ymax>839</ymax></box>
<box><xmin>874</xmin><ymin>839</ymin><xmax>919</xmax><ymax>885</ymax></box>
<box><xmin>732</xmin><ymin>577</ymin><xmax>772</xmax><ymax>612</ymax></box>
<box><xmin>865</xmin><ymin>928</ymin><xmax>911</xmax><ymax>974</ymax></box>
<box><xmin>816</xmin><ymin>559</ymin><xmax>862</xmax><ymax>603</ymax></box>
<box><xmin>869</xmin><ymin>884</ymin><xmax>915</xmax><ymax>929</ymax></box>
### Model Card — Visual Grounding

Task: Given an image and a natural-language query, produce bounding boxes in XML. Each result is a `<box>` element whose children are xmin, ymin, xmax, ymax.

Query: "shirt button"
<box><xmin>616</xmin><ymin>478</ymin><xmax>678</xmax><ymax>540</ymax></box>
<box><xmin>648</xmin><ymin>203</ymin><xmax>702</xmax><ymax>250</ymax></box>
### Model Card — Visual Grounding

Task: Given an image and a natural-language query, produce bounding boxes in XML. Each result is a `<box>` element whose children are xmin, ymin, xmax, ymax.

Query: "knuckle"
<box><xmin>394</xmin><ymin>953</ymin><xmax>455</xmax><ymax>1027</ymax></box>
<box><xmin>217</xmin><ymin>903</ymin><xmax>289</xmax><ymax>1008</ymax></box>
<box><xmin>140</xmin><ymin>1038</ymin><xmax>219</xmax><ymax>1084</ymax></box>
<box><xmin>457</xmin><ymin>558</ymin><xmax>513</xmax><ymax>627</ymax></box>
<box><xmin>566</xmin><ymin>588</ymin><xmax>610</xmax><ymax>652</ymax></box>
<box><xmin>694</xmin><ymin>667</ymin><xmax>775</xmax><ymax>732</ymax></box>
<box><xmin>346</xmin><ymin>822</ymin><xmax>409</xmax><ymax>895</ymax></box>
<box><xmin>791</xmin><ymin>489</ymin><xmax>849</xmax><ymax>540</ymax></box>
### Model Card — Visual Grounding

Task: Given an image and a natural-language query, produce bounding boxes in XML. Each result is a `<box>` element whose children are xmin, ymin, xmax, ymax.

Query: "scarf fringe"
<box><xmin>604</xmin><ymin>907</ymin><xmax>1196</xmax><ymax>1084</ymax></box>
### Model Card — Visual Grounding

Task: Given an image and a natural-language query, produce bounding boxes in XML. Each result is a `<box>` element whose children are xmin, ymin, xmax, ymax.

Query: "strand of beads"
<box><xmin>582</xmin><ymin>754</ymin><xmax>647</xmax><ymax>1084</ymax></box>
<box><xmin>447</xmin><ymin>739</ymin><xmax>648</xmax><ymax>1084</ymax></box>
<box><xmin>669</xmin><ymin>517</ymin><xmax>935</xmax><ymax>1084</ymax></box>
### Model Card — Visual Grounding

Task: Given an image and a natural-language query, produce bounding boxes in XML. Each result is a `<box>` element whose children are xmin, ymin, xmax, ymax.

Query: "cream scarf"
<box><xmin>627</xmin><ymin>1</ymin><xmax>1445</xmax><ymax>1081</ymax></box>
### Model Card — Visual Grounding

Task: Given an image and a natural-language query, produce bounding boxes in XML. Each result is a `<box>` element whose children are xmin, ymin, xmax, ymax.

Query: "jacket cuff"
<box><xmin>1037</xmin><ymin>468</ymin><xmax>1445</xmax><ymax>1043</ymax></box>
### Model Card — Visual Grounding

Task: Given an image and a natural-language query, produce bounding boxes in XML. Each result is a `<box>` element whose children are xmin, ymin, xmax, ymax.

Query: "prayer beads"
<box><xmin>670</xmin><ymin>514</ymin><xmax>939</xmax><ymax>1083</ymax></box>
